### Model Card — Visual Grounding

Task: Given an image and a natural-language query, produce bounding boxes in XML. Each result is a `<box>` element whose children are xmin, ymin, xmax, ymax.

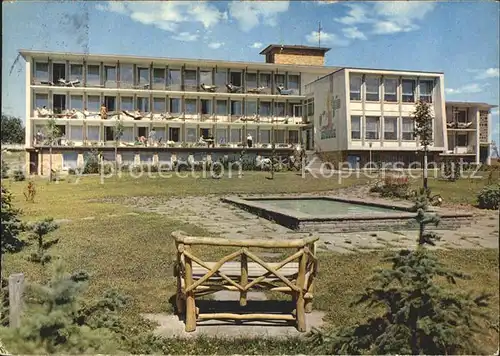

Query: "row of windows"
<box><xmin>34</xmin><ymin>93</ymin><xmax>303</xmax><ymax>117</ymax></box>
<box><xmin>36</xmin><ymin>124</ymin><xmax>299</xmax><ymax>144</ymax></box>
<box><xmin>33</xmin><ymin>61</ymin><xmax>301</xmax><ymax>94</ymax></box>
<box><xmin>349</xmin><ymin>76</ymin><xmax>434</xmax><ymax>103</ymax></box>
<box><xmin>350</xmin><ymin>116</ymin><xmax>419</xmax><ymax>141</ymax></box>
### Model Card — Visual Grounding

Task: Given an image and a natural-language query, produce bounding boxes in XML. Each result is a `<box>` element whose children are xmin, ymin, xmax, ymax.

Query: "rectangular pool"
<box><xmin>222</xmin><ymin>196</ymin><xmax>472</xmax><ymax>233</ymax></box>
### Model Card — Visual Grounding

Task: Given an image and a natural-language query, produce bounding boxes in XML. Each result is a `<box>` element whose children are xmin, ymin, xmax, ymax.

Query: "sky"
<box><xmin>2</xmin><ymin>0</ymin><xmax>499</xmax><ymax>142</ymax></box>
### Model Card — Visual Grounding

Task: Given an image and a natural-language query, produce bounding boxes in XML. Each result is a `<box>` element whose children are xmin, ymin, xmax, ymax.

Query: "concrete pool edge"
<box><xmin>221</xmin><ymin>195</ymin><xmax>474</xmax><ymax>232</ymax></box>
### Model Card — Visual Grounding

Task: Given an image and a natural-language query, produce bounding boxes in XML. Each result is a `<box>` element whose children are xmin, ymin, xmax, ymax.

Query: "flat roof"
<box><xmin>259</xmin><ymin>44</ymin><xmax>331</xmax><ymax>55</ymax></box>
<box><xmin>446</xmin><ymin>101</ymin><xmax>498</xmax><ymax>109</ymax></box>
<box><xmin>18</xmin><ymin>49</ymin><xmax>336</xmax><ymax>73</ymax></box>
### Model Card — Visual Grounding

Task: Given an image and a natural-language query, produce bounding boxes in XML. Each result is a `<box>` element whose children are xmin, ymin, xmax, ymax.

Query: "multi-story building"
<box><xmin>19</xmin><ymin>44</ymin><xmax>495</xmax><ymax>174</ymax></box>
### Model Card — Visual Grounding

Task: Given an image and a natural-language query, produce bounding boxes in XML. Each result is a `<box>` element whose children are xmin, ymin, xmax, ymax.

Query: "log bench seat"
<box><xmin>173</xmin><ymin>231</ymin><xmax>319</xmax><ymax>332</ymax></box>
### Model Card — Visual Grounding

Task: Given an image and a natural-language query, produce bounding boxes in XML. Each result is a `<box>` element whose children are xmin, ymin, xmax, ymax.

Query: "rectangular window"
<box><xmin>137</xmin><ymin>127</ymin><xmax>148</xmax><ymax>138</ymax></box>
<box><xmin>288</xmin><ymin>75</ymin><xmax>299</xmax><ymax>94</ymax></box>
<box><xmin>87</xmin><ymin>95</ymin><xmax>100</xmax><ymax>112</ymax></box>
<box><xmin>246</xmin><ymin>72</ymin><xmax>257</xmax><ymax>89</ymax></box>
<box><xmin>153</xmin><ymin>98</ymin><xmax>166</xmax><ymax>113</ymax></box>
<box><xmin>35</xmin><ymin>93</ymin><xmax>48</xmax><ymax>109</ymax></box>
<box><xmin>274</xmin><ymin>129</ymin><xmax>285</xmax><ymax>143</ymax></box>
<box><xmin>350</xmin><ymin>76</ymin><xmax>362</xmax><ymax>101</ymax></box>
<box><xmin>87</xmin><ymin>65</ymin><xmax>100</xmax><ymax>86</ymax></box>
<box><xmin>365</xmin><ymin>76</ymin><xmax>380</xmax><ymax>102</ymax></box>
<box><xmin>136</xmin><ymin>97</ymin><xmax>149</xmax><ymax>112</ymax></box>
<box><xmin>230</xmin><ymin>128</ymin><xmax>241</xmax><ymax>143</ymax></box>
<box><xmin>402</xmin><ymin>79</ymin><xmax>416</xmax><ymax>103</ymax></box>
<box><xmin>35</xmin><ymin>62</ymin><xmax>49</xmax><ymax>81</ymax></box>
<box><xmin>216</xmin><ymin>128</ymin><xmax>228</xmax><ymax>143</ymax></box>
<box><xmin>384</xmin><ymin>78</ymin><xmax>398</xmax><ymax>102</ymax></box>
<box><xmin>70</xmin><ymin>64</ymin><xmax>82</xmax><ymax>81</ymax></box>
<box><xmin>457</xmin><ymin>134</ymin><xmax>468</xmax><ymax>146</ymax></box>
<box><xmin>52</xmin><ymin>63</ymin><xmax>66</xmax><ymax>82</ymax></box>
<box><xmin>259</xmin><ymin>129</ymin><xmax>270</xmax><ymax>144</ymax></box>
<box><xmin>229</xmin><ymin>71</ymin><xmax>242</xmax><ymax>86</ymax></box>
<box><xmin>53</xmin><ymin>94</ymin><xmax>66</xmax><ymax>114</ymax></box>
<box><xmin>274</xmin><ymin>102</ymin><xmax>285</xmax><ymax>116</ymax></box>
<box><xmin>259</xmin><ymin>101</ymin><xmax>271</xmax><ymax>116</ymax></box>
<box><xmin>198</xmin><ymin>70</ymin><xmax>212</xmax><ymax>87</ymax></box>
<box><xmin>275</xmin><ymin>74</ymin><xmax>285</xmax><ymax>86</ymax></box>
<box><xmin>216</xmin><ymin>100</ymin><xmax>227</xmax><ymax>115</ymax></box>
<box><xmin>122</xmin><ymin>127</ymin><xmax>134</xmax><ymax>142</ymax></box>
<box><xmin>184</xmin><ymin>70</ymin><xmax>197</xmax><ymax>89</ymax></box>
<box><xmin>185</xmin><ymin>99</ymin><xmax>197</xmax><ymax>114</ymax></box>
<box><xmin>307</xmin><ymin>99</ymin><xmax>314</xmax><ymax>116</ymax></box>
<box><xmin>70</xmin><ymin>95</ymin><xmax>83</xmax><ymax>110</ymax></box>
<box><xmin>62</xmin><ymin>152</ymin><xmax>78</xmax><ymax>169</ymax></box>
<box><xmin>104</xmin><ymin>96</ymin><xmax>116</xmax><ymax>111</ymax></box>
<box><xmin>259</xmin><ymin>73</ymin><xmax>271</xmax><ymax>88</ymax></box>
<box><xmin>87</xmin><ymin>126</ymin><xmax>100</xmax><ymax>141</ymax></box>
<box><xmin>169</xmin><ymin>127</ymin><xmax>180</xmax><ymax>142</ymax></box>
<box><xmin>105</xmin><ymin>66</ymin><xmax>116</xmax><ymax>81</ymax></box>
<box><xmin>402</xmin><ymin>117</ymin><xmax>414</xmax><ymax>140</ymax></box>
<box><xmin>69</xmin><ymin>126</ymin><xmax>83</xmax><ymax>141</ymax></box>
<box><xmin>168</xmin><ymin>69</ymin><xmax>181</xmax><ymax>89</ymax></box>
<box><xmin>201</xmin><ymin>99</ymin><xmax>212</xmax><ymax>115</ymax></box>
<box><xmin>384</xmin><ymin>117</ymin><xmax>398</xmax><ymax>140</ymax></box>
<box><xmin>365</xmin><ymin>116</ymin><xmax>380</xmax><ymax>140</ymax></box>
<box><xmin>120</xmin><ymin>96</ymin><xmax>133</xmax><ymax>111</ymax></box>
<box><xmin>230</xmin><ymin>101</ymin><xmax>242</xmax><ymax>116</ymax></box>
<box><xmin>137</xmin><ymin>67</ymin><xmax>150</xmax><ymax>86</ymax></box>
<box><xmin>153</xmin><ymin>68</ymin><xmax>166</xmax><ymax>86</ymax></box>
<box><xmin>170</xmin><ymin>98</ymin><xmax>181</xmax><ymax>113</ymax></box>
<box><xmin>288</xmin><ymin>130</ymin><xmax>299</xmax><ymax>144</ymax></box>
<box><xmin>154</xmin><ymin>127</ymin><xmax>166</xmax><ymax>142</ymax></box>
<box><xmin>214</xmin><ymin>69</ymin><xmax>227</xmax><ymax>88</ymax></box>
<box><xmin>121</xmin><ymin>152</ymin><xmax>135</xmax><ymax>165</ymax></box>
<box><xmin>351</xmin><ymin>116</ymin><xmax>361</xmax><ymax>139</ymax></box>
<box><xmin>419</xmin><ymin>80</ymin><xmax>433</xmax><ymax>103</ymax></box>
<box><xmin>140</xmin><ymin>153</ymin><xmax>153</xmax><ymax>164</ymax></box>
<box><xmin>186</xmin><ymin>128</ymin><xmax>197</xmax><ymax>142</ymax></box>
<box><xmin>246</xmin><ymin>101</ymin><xmax>257</xmax><ymax>116</ymax></box>
<box><xmin>455</xmin><ymin>110</ymin><xmax>467</xmax><ymax>123</ymax></box>
<box><xmin>120</xmin><ymin>64</ymin><xmax>134</xmax><ymax>87</ymax></box>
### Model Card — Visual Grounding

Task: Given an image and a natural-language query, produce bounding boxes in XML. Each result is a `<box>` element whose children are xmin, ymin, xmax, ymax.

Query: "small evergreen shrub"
<box><xmin>477</xmin><ymin>184</ymin><xmax>500</xmax><ymax>209</ymax></box>
<box><xmin>370</xmin><ymin>175</ymin><xmax>411</xmax><ymax>199</ymax></box>
<box><xmin>12</xmin><ymin>169</ymin><xmax>25</xmax><ymax>181</ymax></box>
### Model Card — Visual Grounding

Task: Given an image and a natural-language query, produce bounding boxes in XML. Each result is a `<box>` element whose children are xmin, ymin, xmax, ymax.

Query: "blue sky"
<box><xmin>2</xmin><ymin>0</ymin><xmax>499</xmax><ymax>141</ymax></box>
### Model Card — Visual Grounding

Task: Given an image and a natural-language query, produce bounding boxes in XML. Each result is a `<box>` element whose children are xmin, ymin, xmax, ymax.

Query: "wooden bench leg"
<box><xmin>185</xmin><ymin>291</ymin><xmax>196</xmax><ymax>332</ymax></box>
<box><xmin>296</xmin><ymin>291</ymin><xmax>306</xmax><ymax>332</ymax></box>
<box><xmin>176</xmin><ymin>277</ymin><xmax>185</xmax><ymax>315</ymax></box>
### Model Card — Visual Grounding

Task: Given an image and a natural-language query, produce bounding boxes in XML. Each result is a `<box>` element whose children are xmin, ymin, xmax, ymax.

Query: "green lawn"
<box><xmin>2</xmin><ymin>172</ymin><xmax>499</xmax><ymax>353</ymax></box>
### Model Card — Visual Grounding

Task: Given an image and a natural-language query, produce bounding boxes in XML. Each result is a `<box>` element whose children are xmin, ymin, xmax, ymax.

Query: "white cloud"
<box><xmin>469</xmin><ymin>68</ymin><xmax>500</xmax><ymax>80</ymax></box>
<box><xmin>315</xmin><ymin>0</ymin><xmax>338</xmax><ymax>5</ymax></box>
<box><xmin>371</xmin><ymin>2</ymin><xmax>435</xmax><ymax>34</ymax></box>
<box><xmin>228</xmin><ymin>1</ymin><xmax>289</xmax><ymax>32</ymax></box>
<box><xmin>250</xmin><ymin>42</ymin><xmax>263</xmax><ymax>49</ymax></box>
<box><xmin>172</xmin><ymin>32</ymin><xmax>199</xmax><ymax>42</ymax></box>
<box><xmin>335</xmin><ymin>4</ymin><xmax>371</xmax><ymax>25</ymax></box>
<box><xmin>305</xmin><ymin>30</ymin><xmax>349</xmax><ymax>47</ymax></box>
<box><xmin>208</xmin><ymin>42</ymin><xmax>224</xmax><ymax>49</ymax></box>
<box><xmin>342</xmin><ymin>27</ymin><xmax>367</xmax><ymax>40</ymax></box>
<box><xmin>373</xmin><ymin>21</ymin><xmax>415</xmax><ymax>34</ymax></box>
<box><xmin>95</xmin><ymin>1</ymin><xmax>227</xmax><ymax>33</ymax></box>
<box><xmin>445</xmin><ymin>83</ymin><xmax>488</xmax><ymax>95</ymax></box>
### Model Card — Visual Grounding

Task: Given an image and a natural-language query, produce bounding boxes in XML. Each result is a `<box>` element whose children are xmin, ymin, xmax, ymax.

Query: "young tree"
<box><xmin>27</xmin><ymin>218</ymin><xmax>59</xmax><ymax>265</ymax></box>
<box><xmin>0</xmin><ymin>186</ymin><xmax>25</xmax><ymax>253</ymax></box>
<box><xmin>113</xmin><ymin>119</ymin><xmax>124</xmax><ymax>174</ymax></box>
<box><xmin>44</xmin><ymin>118</ymin><xmax>61</xmax><ymax>182</ymax></box>
<box><xmin>413</xmin><ymin>100</ymin><xmax>434</xmax><ymax>189</ymax></box>
<box><xmin>0</xmin><ymin>263</ymin><xmax>121</xmax><ymax>354</ymax></box>
<box><xmin>1</xmin><ymin>115</ymin><xmax>25</xmax><ymax>144</ymax></box>
<box><xmin>309</xmin><ymin>190</ymin><xmax>493</xmax><ymax>355</ymax></box>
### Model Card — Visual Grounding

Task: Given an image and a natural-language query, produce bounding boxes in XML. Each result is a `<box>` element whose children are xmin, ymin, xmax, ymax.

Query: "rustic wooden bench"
<box><xmin>173</xmin><ymin>231</ymin><xmax>319</xmax><ymax>332</ymax></box>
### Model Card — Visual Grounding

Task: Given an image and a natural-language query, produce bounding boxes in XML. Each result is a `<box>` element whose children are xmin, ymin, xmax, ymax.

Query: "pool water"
<box><xmin>254</xmin><ymin>199</ymin><xmax>399</xmax><ymax>216</ymax></box>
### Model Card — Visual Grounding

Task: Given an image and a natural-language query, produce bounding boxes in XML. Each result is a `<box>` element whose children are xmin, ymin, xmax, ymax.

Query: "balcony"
<box><xmin>446</xmin><ymin>109</ymin><xmax>475</xmax><ymax>130</ymax></box>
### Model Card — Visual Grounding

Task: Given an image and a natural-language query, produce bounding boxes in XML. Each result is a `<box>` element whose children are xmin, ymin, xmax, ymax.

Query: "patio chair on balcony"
<box><xmin>276</xmin><ymin>85</ymin><xmax>294</xmax><ymax>95</ymax></box>
<box><xmin>226</xmin><ymin>83</ymin><xmax>242</xmax><ymax>93</ymax></box>
<box><xmin>247</xmin><ymin>86</ymin><xmax>267</xmax><ymax>94</ymax></box>
<box><xmin>446</xmin><ymin>122</ymin><xmax>456</xmax><ymax>128</ymax></box>
<box><xmin>200</xmin><ymin>83</ymin><xmax>217</xmax><ymax>92</ymax></box>
<box><xmin>457</xmin><ymin>122</ymin><xmax>473</xmax><ymax>129</ymax></box>
<box><xmin>122</xmin><ymin>110</ymin><xmax>144</xmax><ymax>120</ymax></box>
<box><xmin>40</xmin><ymin>80</ymin><xmax>55</xmax><ymax>86</ymax></box>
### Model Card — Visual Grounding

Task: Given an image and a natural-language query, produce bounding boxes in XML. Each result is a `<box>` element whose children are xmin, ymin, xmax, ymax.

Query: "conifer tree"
<box><xmin>27</xmin><ymin>218</ymin><xmax>59</xmax><ymax>265</ymax></box>
<box><xmin>309</xmin><ymin>189</ymin><xmax>493</xmax><ymax>355</ymax></box>
<box><xmin>0</xmin><ymin>263</ymin><xmax>123</xmax><ymax>354</ymax></box>
<box><xmin>0</xmin><ymin>186</ymin><xmax>25</xmax><ymax>253</ymax></box>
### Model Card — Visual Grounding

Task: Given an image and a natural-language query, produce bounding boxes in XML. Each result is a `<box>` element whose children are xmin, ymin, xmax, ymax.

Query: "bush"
<box><xmin>12</xmin><ymin>169</ymin><xmax>25</xmax><ymax>181</ymax></box>
<box><xmin>477</xmin><ymin>184</ymin><xmax>500</xmax><ymax>209</ymax></box>
<box><xmin>370</xmin><ymin>175</ymin><xmax>411</xmax><ymax>199</ymax></box>
<box><xmin>82</xmin><ymin>149</ymin><xmax>100</xmax><ymax>174</ymax></box>
<box><xmin>1</xmin><ymin>159</ymin><xmax>9</xmax><ymax>178</ymax></box>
